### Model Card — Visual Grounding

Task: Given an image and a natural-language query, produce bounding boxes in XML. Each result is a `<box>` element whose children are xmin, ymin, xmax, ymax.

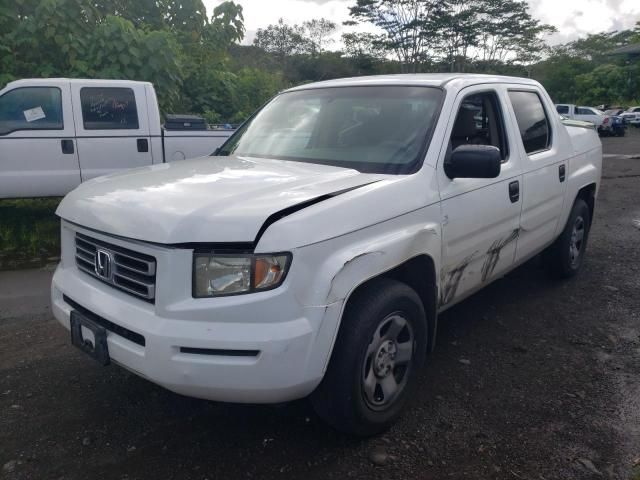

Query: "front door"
<box><xmin>0</xmin><ymin>82</ymin><xmax>80</xmax><ymax>198</ymax></box>
<box><xmin>70</xmin><ymin>83</ymin><xmax>152</xmax><ymax>181</ymax></box>
<box><xmin>437</xmin><ymin>85</ymin><xmax>523</xmax><ymax>309</ymax></box>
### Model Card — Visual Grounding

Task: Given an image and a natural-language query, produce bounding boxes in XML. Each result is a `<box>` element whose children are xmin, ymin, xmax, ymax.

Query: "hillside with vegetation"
<box><xmin>1</xmin><ymin>0</ymin><xmax>639</xmax><ymax>121</ymax></box>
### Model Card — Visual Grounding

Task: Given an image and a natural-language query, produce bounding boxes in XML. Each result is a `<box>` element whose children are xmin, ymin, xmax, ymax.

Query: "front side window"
<box><xmin>218</xmin><ymin>86</ymin><xmax>443</xmax><ymax>174</ymax></box>
<box><xmin>0</xmin><ymin>87</ymin><xmax>63</xmax><ymax>135</ymax></box>
<box><xmin>508</xmin><ymin>91</ymin><xmax>551</xmax><ymax>155</ymax></box>
<box><xmin>80</xmin><ymin>87</ymin><xmax>139</xmax><ymax>130</ymax></box>
<box><xmin>448</xmin><ymin>91</ymin><xmax>508</xmax><ymax>161</ymax></box>
<box><xmin>556</xmin><ymin>105</ymin><xmax>569</xmax><ymax>115</ymax></box>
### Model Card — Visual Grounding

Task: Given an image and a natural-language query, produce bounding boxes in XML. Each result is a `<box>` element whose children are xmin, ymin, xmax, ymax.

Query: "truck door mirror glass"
<box><xmin>444</xmin><ymin>145</ymin><xmax>501</xmax><ymax>179</ymax></box>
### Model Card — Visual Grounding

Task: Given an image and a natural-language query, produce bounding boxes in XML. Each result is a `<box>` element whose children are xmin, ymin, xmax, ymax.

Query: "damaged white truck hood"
<box><xmin>56</xmin><ymin>156</ymin><xmax>384</xmax><ymax>244</ymax></box>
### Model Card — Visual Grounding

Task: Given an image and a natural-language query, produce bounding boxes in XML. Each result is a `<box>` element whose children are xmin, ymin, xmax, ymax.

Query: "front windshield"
<box><xmin>218</xmin><ymin>86</ymin><xmax>443</xmax><ymax>174</ymax></box>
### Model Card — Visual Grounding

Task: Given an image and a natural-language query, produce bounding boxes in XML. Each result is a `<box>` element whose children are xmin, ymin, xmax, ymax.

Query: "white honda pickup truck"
<box><xmin>51</xmin><ymin>74</ymin><xmax>601</xmax><ymax>436</ymax></box>
<box><xmin>0</xmin><ymin>78</ymin><xmax>234</xmax><ymax>198</ymax></box>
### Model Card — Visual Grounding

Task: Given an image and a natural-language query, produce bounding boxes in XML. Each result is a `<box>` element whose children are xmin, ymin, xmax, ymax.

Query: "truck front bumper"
<box><xmin>51</xmin><ymin>264</ymin><xmax>339</xmax><ymax>403</ymax></box>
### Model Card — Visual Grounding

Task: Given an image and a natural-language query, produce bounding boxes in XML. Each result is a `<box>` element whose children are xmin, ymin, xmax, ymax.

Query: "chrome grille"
<box><xmin>75</xmin><ymin>232</ymin><xmax>156</xmax><ymax>302</ymax></box>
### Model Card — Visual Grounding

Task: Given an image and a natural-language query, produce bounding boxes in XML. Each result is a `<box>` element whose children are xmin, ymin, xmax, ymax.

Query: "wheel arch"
<box><xmin>341</xmin><ymin>254</ymin><xmax>439</xmax><ymax>354</ymax></box>
<box><xmin>576</xmin><ymin>182</ymin><xmax>597</xmax><ymax>222</ymax></box>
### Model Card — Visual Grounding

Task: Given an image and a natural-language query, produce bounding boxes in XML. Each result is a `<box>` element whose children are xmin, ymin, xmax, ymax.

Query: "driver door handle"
<box><xmin>61</xmin><ymin>139</ymin><xmax>74</xmax><ymax>154</ymax></box>
<box><xmin>509</xmin><ymin>180</ymin><xmax>520</xmax><ymax>203</ymax></box>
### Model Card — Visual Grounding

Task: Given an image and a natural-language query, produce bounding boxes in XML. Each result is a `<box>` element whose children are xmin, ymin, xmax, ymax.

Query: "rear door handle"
<box><xmin>559</xmin><ymin>164</ymin><xmax>566</xmax><ymax>182</ymax></box>
<box><xmin>61</xmin><ymin>139</ymin><xmax>74</xmax><ymax>154</ymax></box>
<box><xmin>509</xmin><ymin>180</ymin><xmax>520</xmax><ymax>203</ymax></box>
<box><xmin>137</xmin><ymin>138</ymin><xmax>149</xmax><ymax>153</ymax></box>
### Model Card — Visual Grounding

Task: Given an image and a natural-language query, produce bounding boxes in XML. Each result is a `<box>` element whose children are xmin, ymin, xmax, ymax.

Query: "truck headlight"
<box><xmin>193</xmin><ymin>253</ymin><xmax>291</xmax><ymax>297</ymax></box>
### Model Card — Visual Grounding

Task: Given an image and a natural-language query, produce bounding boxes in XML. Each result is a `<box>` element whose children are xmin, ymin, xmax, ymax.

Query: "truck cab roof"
<box><xmin>285</xmin><ymin>73</ymin><xmax>542</xmax><ymax>93</ymax></box>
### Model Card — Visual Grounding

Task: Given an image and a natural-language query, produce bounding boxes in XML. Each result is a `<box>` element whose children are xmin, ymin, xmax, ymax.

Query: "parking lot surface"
<box><xmin>1</xmin><ymin>131</ymin><xmax>639</xmax><ymax>479</ymax></box>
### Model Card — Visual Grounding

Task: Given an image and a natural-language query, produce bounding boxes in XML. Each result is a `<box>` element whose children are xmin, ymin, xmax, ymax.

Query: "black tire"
<box><xmin>543</xmin><ymin>198</ymin><xmax>591</xmax><ymax>279</ymax></box>
<box><xmin>311</xmin><ymin>278</ymin><xmax>427</xmax><ymax>436</ymax></box>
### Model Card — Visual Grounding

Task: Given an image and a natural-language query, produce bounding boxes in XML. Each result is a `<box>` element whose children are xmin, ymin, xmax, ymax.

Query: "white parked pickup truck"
<box><xmin>619</xmin><ymin>106</ymin><xmax>640</xmax><ymax>127</ymax></box>
<box><xmin>52</xmin><ymin>74</ymin><xmax>601</xmax><ymax>436</ymax></box>
<box><xmin>0</xmin><ymin>78</ymin><xmax>234</xmax><ymax>198</ymax></box>
<box><xmin>555</xmin><ymin>103</ymin><xmax>612</xmax><ymax>136</ymax></box>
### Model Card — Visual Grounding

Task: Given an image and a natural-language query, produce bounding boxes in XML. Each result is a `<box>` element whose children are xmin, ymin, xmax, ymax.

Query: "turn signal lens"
<box><xmin>254</xmin><ymin>255</ymin><xmax>289</xmax><ymax>290</ymax></box>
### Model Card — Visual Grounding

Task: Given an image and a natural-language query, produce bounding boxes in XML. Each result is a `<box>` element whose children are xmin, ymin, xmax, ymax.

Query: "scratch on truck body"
<box><xmin>440</xmin><ymin>251</ymin><xmax>478</xmax><ymax>306</ymax></box>
<box><xmin>481</xmin><ymin>229</ymin><xmax>520</xmax><ymax>282</ymax></box>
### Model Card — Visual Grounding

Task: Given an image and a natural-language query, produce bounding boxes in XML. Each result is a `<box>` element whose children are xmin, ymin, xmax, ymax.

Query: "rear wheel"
<box><xmin>543</xmin><ymin>198</ymin><xmax>591</xmax><ymax>279</ymax></box>
<box><xmin>311</xmin><ymin>278</ymin><xmax>427</xmax><ymax>436</ymax></box>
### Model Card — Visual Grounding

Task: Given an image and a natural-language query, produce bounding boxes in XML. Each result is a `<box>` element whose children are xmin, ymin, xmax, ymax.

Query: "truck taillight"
<box><xmin>603</xmin><ymin>117</ymin><xmax>610</xmax><ymax>124</ymax></box>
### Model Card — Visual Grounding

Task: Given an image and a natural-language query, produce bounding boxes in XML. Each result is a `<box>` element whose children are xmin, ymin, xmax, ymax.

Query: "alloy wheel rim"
<box><xmin>361</xmin><ymin>312</ymin><xmax>414</xmax><ymax>410</ymax></box>
<box><xmin>569</xmin><ymin>215</ymin><xmax>585</xmax><ymax>268</ymax></box>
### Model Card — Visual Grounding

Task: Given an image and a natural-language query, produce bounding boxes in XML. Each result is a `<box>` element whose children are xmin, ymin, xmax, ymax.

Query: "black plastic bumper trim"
<box><xmin>179</xmin><ymin>347</ymin><xmax>259</xmax><ymax>357</ymax></box>
<box><xmin>63</xmin><ymin>295</ymin><xmax>146</xmax><ymax>347</ymax></box>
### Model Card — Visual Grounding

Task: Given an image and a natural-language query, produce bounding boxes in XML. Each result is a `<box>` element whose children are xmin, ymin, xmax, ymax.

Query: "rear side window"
<box><xmin>576</xmin><ymin>107</ymin><xmax>593</xmax><ymax>115</ymax></box>
<box><xmin>556</xmin><ymin>105</ymin><xmax>569</xmax><ymax>115</ymax></box>
<box><xmin>508</xmin><ymin>91</ymin><xmax>551</xmax><ymax>154</ymax></box>
<box><xmin>80</xmin><ymin>87</ymin><xmax>139</xmax><ymax>130</ymax></box>
<box><xmin>0</xmin><ymin>87</ymin><xmax>63</xmax><ymax>135</ymax></box>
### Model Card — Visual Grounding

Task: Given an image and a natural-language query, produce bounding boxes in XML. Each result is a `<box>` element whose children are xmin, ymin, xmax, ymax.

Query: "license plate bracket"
<box><xmin>70</xmin><ymin>310</ymin><xmax>110</xmax><ymax>366</ymax></box>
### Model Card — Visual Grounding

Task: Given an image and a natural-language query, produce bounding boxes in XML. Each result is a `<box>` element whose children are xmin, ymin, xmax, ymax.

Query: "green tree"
<box><xmin>341</xmin><ymin>32</ymin><xmax>388</xmax><ymax>74</ymax></box>
<box><xmin>76</xmin><ymin>15</ymin><xmax>184</xmax><ymax>112</ymax></box>
<box><xmin>532</xmin><ymin>22</ymin><xmax>640</xmax><ymax>104</ymax></box>
<box><xmin>253</xmin><ymin>18</ymin><xmax>307</xmax><ymax>61</ymax></box>
<box><xmin>303</xmin><ymin>18</ymin><xmax>337</xmax><ymax>56</ymax></box>
<box><xmin>531</xmin><ymin>52</ymin><xmax>593</xmax><ymax>103</ymax></box>
<box><xmin>430</xmin><ymin>0</ymin><xmax>555</xmax><ymax>72</ymax></box>
<box><xmin>575</xmin><ymin>64</ymin><xmax>640</xmax><ymax>105</ymax></box>
<box><xmin>347</xmin><ymin>0</ymin><xmax>441</xmax><ymax>72</ymax></box>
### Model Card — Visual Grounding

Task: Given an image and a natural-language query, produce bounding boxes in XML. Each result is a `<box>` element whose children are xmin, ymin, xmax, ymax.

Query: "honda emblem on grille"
<box><xmin>95</xmin><ymin>249</ymin><xmax>112</xmax><ymax>280</ymax></box>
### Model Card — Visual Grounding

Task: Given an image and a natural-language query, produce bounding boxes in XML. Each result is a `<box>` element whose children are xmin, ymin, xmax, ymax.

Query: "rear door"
<box><xmin>0</xmin><ymin>82</ymin><xmax>80</xmax><ymax>198</ymax></box>
<box><xmin>437</xmin><ymin>85</ymin><xmax>523</xmax><ymax>308</ymax></box>
<box><xmin>70</xmin><ymin>83</ymin><xmax>152</xmax><ymax>180</ymax></box>
<box><xmin>506</xmin><ymin>88</ymin><xmax>569</xmax><ymax>264</ymax></box>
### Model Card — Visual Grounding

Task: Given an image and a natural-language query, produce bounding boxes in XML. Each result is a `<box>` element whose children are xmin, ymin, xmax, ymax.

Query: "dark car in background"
<box><xmin>604</xmin><ymin>109</ymin><xmax>627</xmax><ymax>137</ymax></box>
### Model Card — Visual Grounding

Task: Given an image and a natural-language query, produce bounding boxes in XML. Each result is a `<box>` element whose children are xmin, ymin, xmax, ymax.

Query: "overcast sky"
<box><xmin>204</xmin><ymin>0</ymin><xmax>640</xmax><ymax>47</ymax></box>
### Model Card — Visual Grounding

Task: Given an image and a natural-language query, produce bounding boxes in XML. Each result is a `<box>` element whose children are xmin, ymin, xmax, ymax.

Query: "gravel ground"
<box><xmin>1</xmin><ymin>132</ymin><xmax>639</xmax><ymax>480</ymax></box>
<box><xmin>601</xmin><ymin>125</ymin><xmax>640</xmax><ymax>156</ymax></box>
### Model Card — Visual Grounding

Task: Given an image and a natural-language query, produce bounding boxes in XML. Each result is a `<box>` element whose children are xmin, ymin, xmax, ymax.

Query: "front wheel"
<box><xmin>311</xmin><ymin>278</ymin><xmax>427</xmax><ymax>436</ymax></box>
<box><xmin>543</xmin><ymin>198</ymin><xmax>591</xmax><ymax>279</ymax></box>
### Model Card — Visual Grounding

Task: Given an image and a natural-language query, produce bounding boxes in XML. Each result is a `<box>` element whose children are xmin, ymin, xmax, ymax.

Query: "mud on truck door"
<box><xmin>436</xmin><ymin>85</ymin><xmax>523</xmax><ymax>308</ymax></box>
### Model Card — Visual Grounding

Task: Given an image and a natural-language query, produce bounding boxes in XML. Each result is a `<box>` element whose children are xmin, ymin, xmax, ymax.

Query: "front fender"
<box><xmin>294</xmin><ymin>204</ymin><xmax>442</xmax><ymax>307</ymax></box>
<box><xmin>291</xmin><ymin>204</ymin><xmax>442</xmax><ymax>378</ymax></box>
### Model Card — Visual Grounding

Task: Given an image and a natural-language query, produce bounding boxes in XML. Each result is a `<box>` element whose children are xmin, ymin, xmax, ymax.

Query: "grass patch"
<box><xmin>0</xmin><ymin>198</ymin><xmax>62</xmax><ymax>270</ymax></box>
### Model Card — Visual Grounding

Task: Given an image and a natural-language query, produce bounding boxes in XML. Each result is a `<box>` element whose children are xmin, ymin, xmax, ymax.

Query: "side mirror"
<box><xmin>444</xmin><ymin>145</ymin><xmax>502</xmax><ymax>179</ymax></box>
